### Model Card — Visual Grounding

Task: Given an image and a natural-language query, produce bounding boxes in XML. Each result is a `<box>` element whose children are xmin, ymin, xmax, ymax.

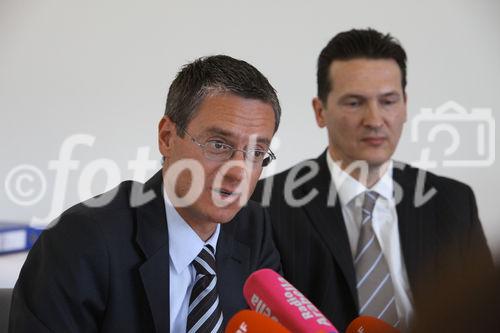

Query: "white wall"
<box><xmin>1</xmin><ymin>0</ymin><xmax>499</xmax><ymax>257</ymax></box>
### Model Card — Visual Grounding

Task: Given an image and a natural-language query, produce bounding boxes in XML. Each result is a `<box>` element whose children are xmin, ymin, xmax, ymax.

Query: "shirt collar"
<box><xmin>326</xmin><ymin>151</ymin><xmax>394</xmax><ymax>206</ymax></box>
<box><xmin>163</xmin><ymin>187</ymin><xmax>220</xmax><ymax>274</ymax></box>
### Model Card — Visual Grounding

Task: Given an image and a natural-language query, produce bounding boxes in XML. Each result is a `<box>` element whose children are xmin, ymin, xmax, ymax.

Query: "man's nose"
<box><xmin>223</xmin><ymin>151</ymin><xmax>249</xmax><ymax>183</ymax></box>
<box><xmin>363</xmin><ymin>101</ymin><xmax>384</xmax><ymax>129</ymax></box>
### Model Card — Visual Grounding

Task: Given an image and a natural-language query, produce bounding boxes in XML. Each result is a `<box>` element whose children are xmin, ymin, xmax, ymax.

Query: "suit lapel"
<box><xmin>216</xmin><ymin>223</ymin><xmax>248</xmax><ymax>326</ymax></box>
<box><xmin>301</xmin><ymin>151</ymin><xmax>358</xmax><ymax>307</ymax></box>
<box><xmin>302</xmin><ymin>158</ymin><xmax>433</xmax><ymax>310</ymax></box>
<box><xmin>393</xmin><ymin>163</ymin><xmax>428</xmax><ymax>294</ymax></box>
<box><xmin>135</xmin><ymin>171</ymin><xmax>170</xmax><ymax>333</ymax></box>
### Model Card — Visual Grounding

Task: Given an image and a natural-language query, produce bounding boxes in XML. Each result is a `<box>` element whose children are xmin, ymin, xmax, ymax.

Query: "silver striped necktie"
<box><xmin>354</xmin><ymin>191</ymin><xmax>399</xmax><ymax>327</ymax></box>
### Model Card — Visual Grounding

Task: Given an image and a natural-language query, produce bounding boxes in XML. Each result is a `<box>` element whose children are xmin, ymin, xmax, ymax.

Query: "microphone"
<box><xmin>225</xmin><ymin>309</ymin><xmax>291</xmax><ymax>333</ymax></box>
<box><xmin>243</xmin><ymin>268</ymin><xmax>339</xmax><ymax>333</ymax></box>
<box><xmin>346</xmin><ymin>316</ymin><xmax>400</xmax><ymax>333</ymax></box>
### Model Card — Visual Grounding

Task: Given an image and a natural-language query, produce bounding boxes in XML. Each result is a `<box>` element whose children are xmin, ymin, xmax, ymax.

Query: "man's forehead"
<box><xmin>199</xmin><ymin>125</ymin><xmax>272</xmax><ymax>146</ymax></box>
<box><xmin>328</xmin><ymin>58</ymin><xmax>404</xmax><ymax>94</ymax></box>
<box><xmin>329</xmin><ymin>57</ymin><xmax>401</xmax><ymax>71</ymax></box>
<box><xmin>186</xmin><ymin>93</ymin><xmax>276</xmax><ymax>143</ymax></box>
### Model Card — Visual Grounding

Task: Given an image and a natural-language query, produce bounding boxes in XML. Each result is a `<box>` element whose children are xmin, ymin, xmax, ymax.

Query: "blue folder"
<box><xmin>0</xmin><ymin>222</ymin><xmax>43</xmax><ymax>255</ymax></box>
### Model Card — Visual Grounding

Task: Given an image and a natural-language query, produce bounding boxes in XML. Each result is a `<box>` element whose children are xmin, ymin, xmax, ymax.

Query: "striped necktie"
<box><xmin>186</xmin><ymin>245</ymin><xmax>224</xmax><ymax>333</ymax></box>
<box><xmin>354</xmin><ymin>191</ymin><xmax>399</xmax><ymax>327</ymax></box>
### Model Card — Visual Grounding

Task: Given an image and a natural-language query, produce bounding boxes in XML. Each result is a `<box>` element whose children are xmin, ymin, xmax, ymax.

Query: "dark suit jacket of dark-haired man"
<box><xmin>9</xmin><ymin>171</ymin><xmax>281</xmax><ymax>332</ymax></box>
<box><xmin>252</xmin><ymin>150</ymin><xmax>493</xmax><ymax>332</ymax></box>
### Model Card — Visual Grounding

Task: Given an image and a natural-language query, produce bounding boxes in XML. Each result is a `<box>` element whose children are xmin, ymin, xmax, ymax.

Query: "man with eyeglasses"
<box><xmin>10</xmin><ymin>55</ymin><xmax>282</xmax><ymax>333</ymax></box>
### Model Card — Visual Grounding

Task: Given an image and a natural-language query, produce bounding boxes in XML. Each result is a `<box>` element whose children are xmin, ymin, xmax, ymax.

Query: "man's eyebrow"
<box><xmin>338</xmin><ymin>91</ymin><xmax>401</xmax><ymax>100</ymax></box>
<box><xmin>203</xmin><ymin>126</ymin><xmax>234</xmax><ymax>138</ymax></box>
<box><xmin>380</xmin><ymin>91</ymin><xmax>401</xmax><ymax>98</ymax></box>
<box><xmin>203</xmin><ymin>126</ymin><xmax>271</xmax><ymax>146</ymax></box>
<box><xmin>338</xmin><ymin>93</ymin><xmax>366</xmax><ymax>101</ymax></box>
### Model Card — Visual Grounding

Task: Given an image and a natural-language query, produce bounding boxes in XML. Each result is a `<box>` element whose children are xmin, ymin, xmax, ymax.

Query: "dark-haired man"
<box><xmin>10</xmin><ymin>55</ymin><xmax>282</xmax><ymax>332</ymax></box>
<box><xmin>253</xmin><ymin>28</ymin><xmax>493</xmax><ymax>331</ymax></box>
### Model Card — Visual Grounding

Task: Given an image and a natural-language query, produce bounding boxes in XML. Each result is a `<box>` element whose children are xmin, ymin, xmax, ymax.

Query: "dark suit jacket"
<box><xmin>252</xmin><ymin>150</ymin><xmax>492</xmax><ymax>332</ymax></box>
<box><xmin>9</xmin><ymin>171</ymin><xmax>281</xmax><ymax>333</ymax></box>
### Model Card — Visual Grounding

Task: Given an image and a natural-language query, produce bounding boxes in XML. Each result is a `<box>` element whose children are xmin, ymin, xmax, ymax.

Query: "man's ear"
<box><xmin>158</xmin><ymin>116</ymin><xmax>177</xmax><ymax>159</ymax></box>
<box><xmin>312</xmin><ymin>97</ymin><xmax>327</xmax><ymax>128</ymax></box>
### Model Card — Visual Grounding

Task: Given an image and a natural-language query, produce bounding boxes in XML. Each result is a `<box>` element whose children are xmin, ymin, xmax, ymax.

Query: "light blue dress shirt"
<box><xmin>163</xmin><ymin>188</ymin><xmax>220</xmax><ymax>333</ymax></box>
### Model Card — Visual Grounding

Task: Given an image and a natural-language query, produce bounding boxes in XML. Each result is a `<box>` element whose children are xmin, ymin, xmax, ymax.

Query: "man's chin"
<box><xmin>211</xmin><ymin>209</ymin><xmax>239</xmax><ymax>224</ymax></box>
<box><xmin>358</xmin><ymin>151</ymin><xmax>392</xmax><ymax>168</ymax></box>
<box><xmin>366</xmin><ymin>156</ymin><xmax>392</xmax><ymax>167</ymax></box>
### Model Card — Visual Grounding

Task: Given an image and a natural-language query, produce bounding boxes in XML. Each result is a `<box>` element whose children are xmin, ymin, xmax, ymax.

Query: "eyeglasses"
<box><xmin>181</xmin><ymin>129</ymin><xmax>276</xmax><ymax>167</ymax></box>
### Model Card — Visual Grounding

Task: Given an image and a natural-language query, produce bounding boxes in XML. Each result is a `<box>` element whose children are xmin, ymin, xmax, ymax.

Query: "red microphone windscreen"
<box><xmin>225</xmin><ymin>310</ymin><xmax>291</xmax><ymax>333</ymax></box>
<box><xmin>243</xmin><ymin>268</ymin><xmax>338</xmax><ymax>333</ymax></box>
<box><xmin>346</xmin><ymin>316</ymin><xmax>400</xmax><ymax>333</ymax></box>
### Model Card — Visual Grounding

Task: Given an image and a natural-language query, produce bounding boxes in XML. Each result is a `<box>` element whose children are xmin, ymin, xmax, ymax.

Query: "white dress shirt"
<box><xmin>326</xmin><ymin>153</ymin><xmax>414</xmax><ymax>327</ymax></box>
<box><xmin>163</xmin><ymin>188</ymin><xmax>221</xmax><ymax>333</ymax></box>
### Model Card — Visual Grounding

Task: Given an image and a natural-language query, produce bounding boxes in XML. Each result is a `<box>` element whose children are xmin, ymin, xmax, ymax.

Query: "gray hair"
<box><xmin>164</xmin><ymin>55</ymin><xmax>281</xmax><ymax>135</ymax></box>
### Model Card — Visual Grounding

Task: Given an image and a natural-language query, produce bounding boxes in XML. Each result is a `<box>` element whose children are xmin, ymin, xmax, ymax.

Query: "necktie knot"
<box><xmin>192</xmin><ymin>245</ymin><xmax>216</xmax><ymax>276</ymax></box>
<box><xmin>362</xmin><ymin>191</ymin><xmax>379</xmax><ymax>217</ymax></box>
